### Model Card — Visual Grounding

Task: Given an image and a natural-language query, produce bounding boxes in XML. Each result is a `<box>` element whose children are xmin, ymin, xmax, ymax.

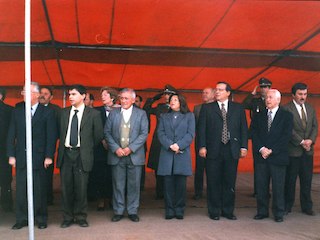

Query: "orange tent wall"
<box><xmin>4</xmin><ymin>88</ymin><xmax>320</xmax><ymax>174</ymax></box>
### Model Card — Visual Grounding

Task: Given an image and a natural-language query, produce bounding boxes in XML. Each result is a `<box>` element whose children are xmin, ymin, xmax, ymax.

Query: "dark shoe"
<box><xmin>222</xmin><ymin>213</ymin><xmax>237</xmax><ymax>220</ymax></box>
<box><xmin>176</xmin><ymin>215</ymin><xmax>184</xmax><ymax>220</ymax></box>
<box><xmin>12</xmin><ymin>220</ymin><xmax>28</xmax><ymax>230</ymax></box>
<box><xmin>209</xmin><ymin>214</ymin><xmax>220</xmax><ymax>220</ymax></box>
<box><xmin>111</xmin><ymin>215</ymin><xmax>123</xmax><ymax>222</ymax></box>
<box><xmin>60</xmin><ymin>220</ymin><xmax>73</xmax><ymax>228</ymax></box>
<box><xmin>128</xmin><ymin>214</ymin><xmax>140</xmax><ymax>222</ymax></box>
<box><xmin>76</xmin><ymin>219</ymin><xmax>89</xmax><ymax>227</ymax></box>
<box><xmin>254</xmin><ymin>214</ymin><xmax>269</xmax><ymax>220</ymax></box>
<box><xmin>284</xmin><ymin>209</ymin><xmax>291</xmax><ymax>215</ymax></box>
<box><xmin>38</xmin><ymin>223</ymin><xmax>47</xmax><ymax>229</ymax></box>
<box><xmin>165</xmin><ymin>215</ymin><xmax>175</xmax><ymax>220</ymax></box>
<box><xmin>274</xmin><ymin>216</ymin><xmax>283</xmax><ymax>222</ymax></box>
<box><xmin>303</xmin><ymin>210</ymin><xmax>315</xmax><ymax>216</ymax></box>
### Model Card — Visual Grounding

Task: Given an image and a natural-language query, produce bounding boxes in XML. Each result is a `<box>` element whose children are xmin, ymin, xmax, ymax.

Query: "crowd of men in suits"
<box><xmin>0</xmin><ymin>78</ymin><xmax>317</xmax><ymax>230</ymax></box>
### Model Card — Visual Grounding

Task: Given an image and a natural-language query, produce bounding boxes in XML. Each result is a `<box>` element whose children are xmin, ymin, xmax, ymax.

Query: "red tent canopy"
<box><xmin>0</xmin><ymin>0</ymin><xmax>320</xmax><ymax>93</ymax></box>
<box><xmin>1</xmin><ymin>0</ymin><xmax>319</xmax><ymax>172</ymax></box>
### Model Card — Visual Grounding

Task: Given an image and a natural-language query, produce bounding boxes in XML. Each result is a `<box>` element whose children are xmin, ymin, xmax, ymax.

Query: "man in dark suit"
<box><xmin>143</xmin><ymin>84</ymin><xmax>177</xmax><ymax>199</ymax></box>
<box><xmin>7</xmin><ymin>82</ymin><xmax>57</xmax><ymax>229</ymax></box>
<box><xmin>39</xmin><ymin>86</ymin><xmax>61</xmax><ymax>205</ymax></box>
<box><xmin>0</xmin><ymin>88</ymin><xmax>13</xmax><ymax>212</ymax></box>
<box><xmin>284</xmin><ymin>83</ymin><xmax>318</xmax><ymax>216</ymax></box>
<box><xmin>193</xmin><ymin>87</ymin><xmax>215</xmax><ymax>200</ymax></box>
<box><xmin>251</xmin><ymin>89</ymin><xmax>293</xmax><ymax>222</ymax></box>
<box><xmin>198</xmin><ymin>82</ymin><xmax>248</xmax><ymax>221</ymax></box>
<box><xmin>57</xmin><ymin>84</ymin><xmax>103</xmax><ymax>228</ymax></box>
<box><xmin>242</xmin><ymin>77</ymin><xmax>272</xmax><ymax>197</ymax></box>
<box><xmin>105</xmin><ymin>88</ymin><xmax>148</xmax><ymax>222</ymax></box>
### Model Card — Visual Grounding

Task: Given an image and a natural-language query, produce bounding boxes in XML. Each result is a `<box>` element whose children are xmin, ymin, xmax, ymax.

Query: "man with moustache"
<box><xmin>193</xmin><ymin>87</ymin><xmax>215</xmax><ymax>200</ymax></box>
<box><xmin>251</xmin><ymin>89</ymin><xmax>293</xmax><ymax>222</ymax></box>
<box><xmin>7</xmin><ymin>82</ymin><xmax>57</xmax><ymax>229</ymax></box>
<box><xmin>39</xmin><ymin>86</ymin><xmax>61</xmax><ymax>205</ymax></box>
<box><xmin>198</xmin><ymin>82</ymin><xmax>248</xmax><ymax>220</ymax></box>
<box><xmin>105</xmin><ymin>88</ymin><xmax>148</xmax><ymax>222</ymax></box>
<box><xmin>57</xmin><ymin>84</ymin><xmax>103</xmax><ymax>228</ymax></box>
<box><xmin>284</xmin><ymin>83</ymin><xmax>318</xmax><ymax>216</ymax></box>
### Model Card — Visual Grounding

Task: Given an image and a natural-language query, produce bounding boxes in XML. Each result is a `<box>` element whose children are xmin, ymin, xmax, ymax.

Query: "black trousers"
<box><xmin>0</xmin><ymin>158</ymin><xmax>13</xmax><ymax>210</ymax></box>
<box><xmin>285</xmin><ymin>153</ymin><xmax>313</xmax><ymax>212</ymax></box>
<box><xmin>256</xmin><ymin>162</ymin><xmax>286</xmax><ymax>218</ymax></box>
<box><xmin>154</xmin><ymin>171</ymin><xmax>164</xmax><ymax>198</ymax></box>
<box><xmin>60</xmin><ymin>148</ymin><xmax>89</xmax><ymax>221</ymax></box>
<box><xmin>15</xmin><ymin>167</ymin><xmax>47</xmax><ymax>224</ymax></box>
<box><xmin>206</xmin><ymin>143</ymin><xmax>239</xmax><ymax>216</ymax></box>
<box><xmin>45</xmin><ymin>162</ymin><xmax>54</xmax><ymax>203</ymax></box>
<box><xmin>88</xmin><ymin>160</ymin><xmax>112</xmax><ymax>200</ymax></box>
<box><xmin>194</xmin><ymin>152</ymin><xmax>206</xmax><ymax>196</ymax></box>
<box><xmin>163</xmin><ymin>175</ymin><xmax>187</xmax><ymax>217</ymax></box>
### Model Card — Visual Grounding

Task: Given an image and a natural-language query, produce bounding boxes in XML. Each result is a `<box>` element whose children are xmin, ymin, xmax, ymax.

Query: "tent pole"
<box><xmin>25</xmin><ymin>0</ymin><xmax>35</xmax><ymax>239</ymax></box>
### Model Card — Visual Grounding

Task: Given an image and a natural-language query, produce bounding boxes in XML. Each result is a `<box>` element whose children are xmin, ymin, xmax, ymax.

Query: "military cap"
<box><xmin>259</xmin><ymin>78</ymin><xmax>272</xmax><ymax>88</ymax></box>
<box><xmin>163</xmin><ymin>84</ymin><xmax>178</xmax><ymax>94</ymax></box>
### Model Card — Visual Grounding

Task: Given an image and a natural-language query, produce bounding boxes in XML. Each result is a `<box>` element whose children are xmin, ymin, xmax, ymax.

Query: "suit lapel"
<box><xmin>80</xmin><ymin>107</ymin><xmax>90</xmax><ymax>130</ymax></box>
<box><xmin>31</xmin><ymin>104</ymin><xmax>43</xmax><ymax>125</ymax></box>
<box><xmin>213</xmin><ymin>102</ymin><xmax>222</xmax><ymax>119</ymax></box>
<box><xmin>129</xmin><ymin>107</ymin><xmax>137</xmax><ymax>136</ymax></box>
<box><xmin>269</xmin><ymin>108</ymin><xmax>283</xmax><ymax>133</ymax></box>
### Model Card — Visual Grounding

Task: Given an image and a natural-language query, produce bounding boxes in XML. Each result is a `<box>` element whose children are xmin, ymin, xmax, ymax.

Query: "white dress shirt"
<box><xmin>293</xmin><ymin>100</ymin><xmax>307</xmax><ymax>120</ymax></box>
<box><xmin>121</xmin><ymin>105</ymin><xmax>133</xmax><ymax>123</ymax></box>
<box><xmin>65</xmin><ymin>103</ymin><xmax>85</xmax><ymax>147</ymax></box>
<box><xmin>217</xmin><ymin>100</ymin><xmax>229</xmax><ymax>112</ymax></box>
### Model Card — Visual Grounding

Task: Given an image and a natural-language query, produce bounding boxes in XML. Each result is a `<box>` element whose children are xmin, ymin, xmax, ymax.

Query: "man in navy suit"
<box><xmin>105</xmin><ymin>88</ymin><xmax>148</xmax><ymax>222</ymax></box>
<box><xmin>7</xmin><ymin>82</ymin><xmax>57</xmax><ymax>229</ymax></box>
<box><xmin>198</xmin><ymin>82</ymin><xmax>248</xmax><ymax>221</ymax></box>
<box><xmin>251</xmin><ymin>89</ymin><xmax>293</xmax><ymax>222</ymax></box>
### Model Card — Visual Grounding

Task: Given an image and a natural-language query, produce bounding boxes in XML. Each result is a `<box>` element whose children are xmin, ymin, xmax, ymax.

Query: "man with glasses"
<box><xmin>198</xmin><ymin>82</ymin><xmax>248</xmax><ymax>221</ymax></box>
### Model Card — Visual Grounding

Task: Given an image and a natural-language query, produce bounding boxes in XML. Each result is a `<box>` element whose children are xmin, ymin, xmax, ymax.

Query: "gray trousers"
<box><xmin>112</xmin><ymin>156</ymin><xmax>142</xmax><ymax>215</ymax></box>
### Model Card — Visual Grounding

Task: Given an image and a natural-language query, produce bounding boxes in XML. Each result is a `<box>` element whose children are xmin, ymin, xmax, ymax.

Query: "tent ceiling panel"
<box><xmin>202</xmin><ymin>1</ymin><xmax>320</xmax><ymax>50</ymax></box>
<box><xmin>0</xmin><ymin>0</ymin><xmax>319</xmax><ymax>94</ymax></box>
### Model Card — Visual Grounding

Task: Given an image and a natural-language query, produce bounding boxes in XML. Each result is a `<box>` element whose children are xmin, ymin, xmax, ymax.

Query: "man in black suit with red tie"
<box><xmin>7</xmin><ymin>82</ymin><xmax>57</xmax><ymax>229</ymax></box>
<box><xmin>251</xmin><ymin>89</ymin><xmax>293</xmax><ymax>222</ymax></box>
<box><xmin>198</xmin><ymin>82</ymin><xmax>248</xmax><ymax>221</ymax></box>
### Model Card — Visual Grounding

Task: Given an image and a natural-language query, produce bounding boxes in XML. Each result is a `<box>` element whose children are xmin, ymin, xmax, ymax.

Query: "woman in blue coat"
<box><xmin>157</xmin><ymin>94</ymin><xmax>195</xmax><ymax>219</ymax></box>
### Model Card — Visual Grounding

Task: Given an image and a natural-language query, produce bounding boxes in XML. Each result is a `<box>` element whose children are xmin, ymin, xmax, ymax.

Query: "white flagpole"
<box><xmin>25</xmin><ymin>0</ymin><xmax>35</xmax><ymax>239</ymax></box>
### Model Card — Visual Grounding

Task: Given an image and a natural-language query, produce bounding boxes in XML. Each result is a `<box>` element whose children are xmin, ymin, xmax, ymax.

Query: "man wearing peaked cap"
<box><xmin>242</xmin><ymin>77</ymin><xmax>272</xmax><ymax>198</ymax></box>
<box><xmin>143</xmin><ymin>84</ymin><xmax>178</xmax><ymax>199</ymax></box>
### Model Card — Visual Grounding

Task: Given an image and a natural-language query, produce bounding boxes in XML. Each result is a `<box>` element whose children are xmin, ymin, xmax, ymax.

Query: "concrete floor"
<box><xmin>0</xmin><ymin>173</ymin><xmax>319</xmax><ymax>240</ymax></box>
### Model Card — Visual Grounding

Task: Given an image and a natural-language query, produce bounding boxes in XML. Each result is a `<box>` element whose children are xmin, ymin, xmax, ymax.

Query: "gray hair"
<box><xmin>30</xmin><ymin>82</ymin><xmax>40</xmax><ymax>92</ymax></box>
<box><xmin>120</xmin><ymin>88</ymin><xmax>136</xmax><ymax>99</ymax></box>
<box><xmin>268</xmin><ymin>89</ymin><xmax>281</xmax><ymax>101</ymax></box>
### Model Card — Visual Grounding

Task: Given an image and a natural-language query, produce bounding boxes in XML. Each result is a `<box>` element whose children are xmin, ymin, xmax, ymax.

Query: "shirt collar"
<box><xmin>121</xmin><ymin>105</ymin><xmax>133</xmax><ymax>113</ymax></box>
<box><xmin>72</xmin><ymin>103</ymin><xmax>85</xmax><ymax>112</ymax></box>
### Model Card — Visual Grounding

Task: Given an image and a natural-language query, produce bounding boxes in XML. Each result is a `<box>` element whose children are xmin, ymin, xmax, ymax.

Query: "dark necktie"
<box><xmin>70</xmin><ymin>109</ymin><xmax>79</xmax><ymax>147</ymax></box>
<box><xmin>267</xmin><ymin>110</ymin><xmax>272</xmax><ymax>132</ymax></box>
<box><xmin>221</xmin><ymin>103</ymin><xmax>229</xmax><ymax>144</ymax></box>
<box><xmin>301</xmin><ymin>104</ymin><xmax>307</xmax><ymax>130</ymax></box>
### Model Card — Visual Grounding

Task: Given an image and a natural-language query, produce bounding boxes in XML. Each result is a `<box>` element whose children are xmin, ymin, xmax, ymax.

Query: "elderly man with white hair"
<box><xmin>250</xmin><ymin>89</ymin><xmax>293</xmax><ymax>223</ymax></box>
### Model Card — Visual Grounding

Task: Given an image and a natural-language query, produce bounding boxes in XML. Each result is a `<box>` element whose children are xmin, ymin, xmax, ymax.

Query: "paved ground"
<box><xmin>0</xmin><ymin>173</ymin><xmax>319</xmax><ymax>240</ymax></box>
